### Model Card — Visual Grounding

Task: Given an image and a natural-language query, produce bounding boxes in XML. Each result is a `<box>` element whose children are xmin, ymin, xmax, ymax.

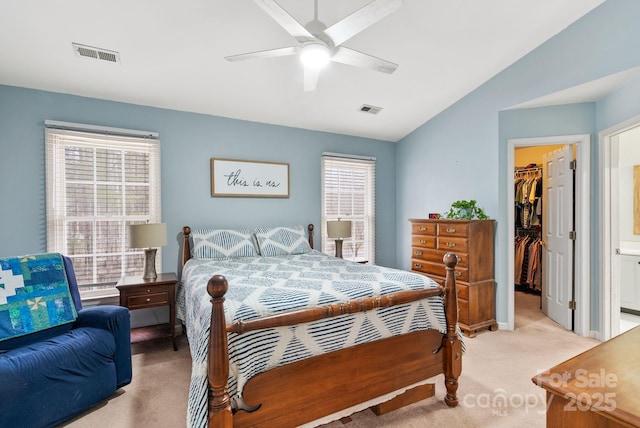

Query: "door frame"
<box><xmin>507</xmin><ymin>134</ymin><xmax>590</xmax><ymax>336</ymax></box>
<box><xmin>599</xmin><ymin>114</ymin><xmax>640</xmax><ymax>341</ymax></box>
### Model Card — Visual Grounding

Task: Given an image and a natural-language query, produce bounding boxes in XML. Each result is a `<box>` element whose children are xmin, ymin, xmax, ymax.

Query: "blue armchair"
<box><xmin>0</xmin><ymin>255</ymin><xmax>132</xmax><ymax>428</ymax></box>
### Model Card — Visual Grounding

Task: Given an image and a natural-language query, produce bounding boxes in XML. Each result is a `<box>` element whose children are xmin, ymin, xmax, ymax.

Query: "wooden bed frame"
<box><xmin>181</xmin><ymin>224</ymin><xmax>462</xmax><ymax>428</ymax></box>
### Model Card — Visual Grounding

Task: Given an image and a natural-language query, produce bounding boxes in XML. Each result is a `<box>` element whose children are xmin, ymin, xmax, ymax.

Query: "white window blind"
<box><xmin>321</xmin><ymin>154</ymin><xmax>376</xmax><ymax>263</ymax></box>
<box><xmin>45</xmin><ymin>122</ymin><xmax>161</xmax><ymax>297</ymax></box>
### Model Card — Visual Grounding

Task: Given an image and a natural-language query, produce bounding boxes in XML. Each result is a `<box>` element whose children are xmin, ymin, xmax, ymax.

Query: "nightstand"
<box><xmin>116</xmin><ymin>272</ymin><xmax>178</xmax><ymax>351</ymax></box>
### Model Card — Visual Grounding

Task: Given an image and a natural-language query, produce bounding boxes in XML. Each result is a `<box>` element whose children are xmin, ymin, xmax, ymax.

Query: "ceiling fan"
<box><xmin>225</xmin><ymin>0</ymin><xmax>403</xmax><ymax>91</ymax></box>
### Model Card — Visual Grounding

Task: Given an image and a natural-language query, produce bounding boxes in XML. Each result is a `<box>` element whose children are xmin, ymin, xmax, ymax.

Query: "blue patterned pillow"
<box><xmin>254</xmin><ymin>225</ymin><xmax>312</xmax><ymax>256</ymax></box>
<box><xmin>0</xmin><ymin>253</ymin><xmax>78</xmax><ymax>342</ymax></box>
<box><xmin>191</xmin><ymin>228</ymin><xmax>258</xmax><ymax>259</ymax></box>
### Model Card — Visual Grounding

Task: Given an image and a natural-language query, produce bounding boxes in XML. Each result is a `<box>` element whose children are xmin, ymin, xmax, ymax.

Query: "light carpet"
<box><xmin>62</xmin><ymin>291</ymin><xmax>598</xmax><ymax>428</ymax></box>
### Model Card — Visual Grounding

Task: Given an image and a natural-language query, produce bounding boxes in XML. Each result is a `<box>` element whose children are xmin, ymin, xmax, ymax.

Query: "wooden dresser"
<box><xmin>409</xmin><ymin>219</ymin><xmax>497</xmax><ymax>337</ymax></box>
<box><xmin>534</xmin><ymin>326</ymin><xmax>640</xmax><ymax>427</ymax></box>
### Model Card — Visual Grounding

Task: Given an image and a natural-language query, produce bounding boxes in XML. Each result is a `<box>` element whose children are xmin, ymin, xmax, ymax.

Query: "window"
<box><xmin>321</xmin><ymin>153</ymin><xmax>376</xmax><ymax>263</ymax></box>
<box><xmin>45</xmin><ymin>121</ymin><xmax>161</xmax><ymax>298</ymax></box>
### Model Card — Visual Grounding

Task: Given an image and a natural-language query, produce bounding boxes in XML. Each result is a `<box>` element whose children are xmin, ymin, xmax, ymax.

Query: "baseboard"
<box><xmin>497</xmin><ymin>321</ymin><xmax>510</xmax><ymax>331</ymax></box>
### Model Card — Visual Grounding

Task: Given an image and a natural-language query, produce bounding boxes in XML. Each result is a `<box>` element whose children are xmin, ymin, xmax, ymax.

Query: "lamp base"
<box><xmin>143</xmin><ymin>248</ymin><xmax>158</xmax><ymax>280</ymax></box>
<box><xmin>334</xmin><ymin>239</ymin><xmax>344</xmax><ymax>259</ymax></box>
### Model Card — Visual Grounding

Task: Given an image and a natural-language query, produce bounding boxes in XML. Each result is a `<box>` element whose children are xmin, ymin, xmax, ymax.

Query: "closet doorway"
<box><xmin>507</xmin><ymin>135</ymin><xmax>591</xmax><ymax>336</ymax></box>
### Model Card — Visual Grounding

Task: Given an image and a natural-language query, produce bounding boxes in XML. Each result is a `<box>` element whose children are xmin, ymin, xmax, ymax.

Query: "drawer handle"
<box><xmin>419</xmin><ymin>227</ymin><xmax>426</xmax><ymax>231</ymax></box>
<box><xmin>455</xmin><ymin>271</ymin><xmax>461</xmax><ymax>277</ymax></box>
<box><xmin>147</xmin><ymin>289</ymin><xmax>151</xmax><ymax>293</ymax></box>
<box><xmin>419</xmin><ymin>239</ymin><xmax>426</xmax><ymax>244</ymax></box>
<box><xmin>446</xmin><ymin>242</ymin><xmax>456</xmax><ymax>248</ymax></box>
<box><xmin>446</xmin><ymin>228</ymin><xmax>456</xmax><ymax>233</ymax></box>
<box><xmin>415</xmin><ymin>250</ymin><xmax>423</xmax><ymax>256</ymax></box>
<box><xmin>414</xmin><ymin>263</ymin><xmax>423</xmax><ymax>269</ymax></box>
<box><xmin>146</xmin><ymin>298</ymin><xmax>151</xmax><ymax>302</ymax></box>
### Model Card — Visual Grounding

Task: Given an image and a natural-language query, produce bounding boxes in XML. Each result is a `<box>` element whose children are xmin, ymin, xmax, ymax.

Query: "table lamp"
<box><xmin>327</xmin><ymin>220</ymin><xmax>352</xmax><ymax>258</ymax></box>
<box><xmin>129</xmin><ymin>223</ymin><xmax>167</xmax><ymax>280</ymax></box>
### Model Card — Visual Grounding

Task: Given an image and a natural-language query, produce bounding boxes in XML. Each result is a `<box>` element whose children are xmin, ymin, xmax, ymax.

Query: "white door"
<box><xmin>542</xmin><ymin>145</ymin><xmax>573</xmax><ymax>330</ymax></box>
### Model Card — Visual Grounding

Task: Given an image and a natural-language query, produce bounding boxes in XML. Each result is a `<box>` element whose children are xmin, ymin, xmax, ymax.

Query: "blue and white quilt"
<box><xmin>0</xmin><ymin>253</ymin><xmax>77</xmax><ymax>341</ymax></box>
<box><xmin>178</xmin><ymin>250</ymin><xmax>448</xmax><ymax>428</ymax></box>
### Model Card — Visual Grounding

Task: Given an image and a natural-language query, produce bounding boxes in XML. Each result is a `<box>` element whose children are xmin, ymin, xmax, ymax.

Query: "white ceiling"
<box><xmin>506</xmin><ymin>65</ymin><xmax>640</xmax><ymax>110</ymax></box>
<box><xmin>0</xmin><ymin>0</ymin><xmax>605</xmax><ymax>142</ymax></box>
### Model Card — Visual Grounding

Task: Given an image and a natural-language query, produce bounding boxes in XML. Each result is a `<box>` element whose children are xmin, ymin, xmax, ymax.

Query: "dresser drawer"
<box><xmin>437</xmin><ymin>222</ymin><xmax>469</xmax><ymax>237</ymax></box>
<box><xmin>458</xmin><ymin>299</ymin><xmax>469</xmax><ymax>324</ymax></box>
<box><xmin>411</xmin><ymin>259</ymin><xmax>436</xmax><ymax>275</ymax></box>
<box><xmin>411</xmin><ymin>222</ymin><xmax>437</xmax><ymax>236</ymax></box>
<box><xmin>457</xmin><ymin>283</ymin><xmax>469</xmax><ymax>300</ymax></box>
<box><xmin>412</xmin><ymin>235</ymin><xmax>436</xmax><ymax>249</ymax></box>
<box><xmin>411</xmin><ymin>248</ymin><xmax>468</xmax><ymax>269</ymax></box>
<box><xmin>411</xmin><ymin>260</ymin><xmax>468</xmax><ymax>282</ymax></box>
<box><xmin>437</xmin><ymin>236</ymin><xmax>468</xmax><ymax>252</ymax></box>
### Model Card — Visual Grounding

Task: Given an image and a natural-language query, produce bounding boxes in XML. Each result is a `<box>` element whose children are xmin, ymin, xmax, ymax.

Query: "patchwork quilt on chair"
<box><xmin>0</xmin><ymin>253</ymin><xmax>78</xmax><ymax>341</ymax></box>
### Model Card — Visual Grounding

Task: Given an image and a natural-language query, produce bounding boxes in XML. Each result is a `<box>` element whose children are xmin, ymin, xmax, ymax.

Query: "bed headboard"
<box><xmin>181</xmin><ymin>224</ymin><xmax>315</xmax><ymax>268</ymax></box>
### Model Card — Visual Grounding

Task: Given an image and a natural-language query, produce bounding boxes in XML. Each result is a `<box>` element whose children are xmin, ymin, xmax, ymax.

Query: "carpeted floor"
<box><xmin>62</xmin><ymin>291</ymin><xmax>598</xmax><ymax>428</ymax></box>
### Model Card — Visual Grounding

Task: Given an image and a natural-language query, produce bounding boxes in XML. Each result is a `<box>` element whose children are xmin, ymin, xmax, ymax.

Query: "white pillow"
<box><xmin>254</xmin><ymin>225</ymin><xmax>312</xmax><ymax>256</ymax></box>
<box><xmin>191</xmin><ymin>228</ymin><xmax>258</xmax><ymax>259</ymax></box>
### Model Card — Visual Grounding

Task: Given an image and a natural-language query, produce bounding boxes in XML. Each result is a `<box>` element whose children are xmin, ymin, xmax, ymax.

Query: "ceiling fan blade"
<box><xmin>303</xmin><ymin>66</ymin><xmax>321</xmax><ymax>92</ymax></box>
<box><xmin>254</xmin><ymin>0</ymin><xmax>315</xmax><ymax>44</ymax></box>
<box><xmin>225</xmin><ymin>46</ymin><xmax>297</xmax><ymax>62</ymax></box>
<box><xmin>331</xmin><ymin>46</ymin><xmax>398</xmax><ymax>74</ymax></box>
<box><xmin>323</xmin><ymin>0</ymin><xmax>404</xmax><ymax>46</ymax></box>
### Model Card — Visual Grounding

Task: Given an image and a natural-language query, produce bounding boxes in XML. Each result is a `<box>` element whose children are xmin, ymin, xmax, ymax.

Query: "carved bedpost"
<box><xmin>207</xmin><ymin>275</ymin><xmax>233</xmax><ymax>428</ymax></box>
<box><xmin>442</xmin><ymin>252</ymin><xmax>462</xmax><ymax>407</ymax></box>
<box><xmin>307</xmin><ymin>224</ymin><xmax>314</xmax><ymax>249</ymax></box>
<box><xmin>182</xmin><ymin>226</ymin><xmax>192</xmax><ymax>268</ymax></box>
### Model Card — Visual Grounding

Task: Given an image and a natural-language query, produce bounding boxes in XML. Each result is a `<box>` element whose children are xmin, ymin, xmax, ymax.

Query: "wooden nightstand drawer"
<box><xmin>127</xmin><ymin>291</ymin><xmax>169</xmax><ymax>309</ymax></box>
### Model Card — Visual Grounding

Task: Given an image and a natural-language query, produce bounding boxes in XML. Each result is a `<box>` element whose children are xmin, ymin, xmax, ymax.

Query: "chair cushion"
<box><xmin>0</xmin><ymin>253</ymin><xmax>78</xmax><ymax>342</ymax></box>
<box><xmin>0</xmin><ymin>327</ymin><xmax>117</xmax><ymax>427</ymax></box>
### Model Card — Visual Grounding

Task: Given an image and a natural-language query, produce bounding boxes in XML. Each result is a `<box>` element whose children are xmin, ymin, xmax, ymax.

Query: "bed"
<box><xmin>178</xmin><ymin>224</ymin><xmax>462</xmax><ymax>428</ymax></box>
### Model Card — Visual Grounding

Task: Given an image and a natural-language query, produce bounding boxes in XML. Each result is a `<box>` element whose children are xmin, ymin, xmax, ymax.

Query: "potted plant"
<box><xmin>444</xmin><ymin>199</ymin><xmax>489</xmax><ymax>220</ymax></box>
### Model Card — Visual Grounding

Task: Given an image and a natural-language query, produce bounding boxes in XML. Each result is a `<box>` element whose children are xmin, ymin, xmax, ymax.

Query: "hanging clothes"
<box><xmin>514</xmin><ymin>234</ymin><xmax>542</xmax><ymax>292</ymax></box>
<box><xmin>514</xmin><ymin>166</ymin><xmax>543</xmax><ymax>294</ymax></box>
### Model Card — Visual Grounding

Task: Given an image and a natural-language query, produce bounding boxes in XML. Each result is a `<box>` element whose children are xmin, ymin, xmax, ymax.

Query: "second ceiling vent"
<box><xmin>358</xmin><ymin>104</ymin><xmax>383</xmax><ymax>115</ymax></box>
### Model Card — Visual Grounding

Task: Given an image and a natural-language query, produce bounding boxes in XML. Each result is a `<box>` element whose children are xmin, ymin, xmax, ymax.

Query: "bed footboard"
<box><xmin>180</xmin><ymin>226</ymin><xmax>461</xmax><ymax>427</ymax></box>
<box><xmin>205</xmin><ymin>255</ymin><xmax>460</xmax><ymax>427</ymax></box>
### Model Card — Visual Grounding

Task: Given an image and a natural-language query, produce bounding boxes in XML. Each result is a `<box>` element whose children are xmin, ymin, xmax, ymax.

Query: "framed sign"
<box><xmin>211</xmin><ymin>158</ymin><xmax>289</xmax><ymax>198</ymax></box>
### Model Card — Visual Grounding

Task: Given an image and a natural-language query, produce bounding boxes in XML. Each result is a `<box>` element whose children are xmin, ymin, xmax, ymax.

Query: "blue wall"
<box><xmin>0</xmin><ymin>85</ymin><xmax>398</xmax><ymax>273</ymax></box>
<box><xmin>396</xmin><ymin>0</ymin><xmax>640</xmax><ymax>333</ymax></box>
<box><xmin>4</xmin><ymin>0</ymin><xmax>640</xmax><ymax>336</ymax></box>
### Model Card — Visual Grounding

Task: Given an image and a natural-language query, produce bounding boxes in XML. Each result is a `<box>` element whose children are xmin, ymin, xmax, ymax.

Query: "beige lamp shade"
<box><xmin>129</xmin><ymin>223</ymin><xmax>168</xmax><ymax>248</ymax></box>
<box><xmin>327</xmin><ymin>220</ymin><xmax>352</xmax><ymax>239</ymax></box>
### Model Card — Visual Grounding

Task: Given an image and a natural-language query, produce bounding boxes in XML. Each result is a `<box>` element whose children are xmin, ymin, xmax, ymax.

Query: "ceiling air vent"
<box><xmin>72</xmin><ymin>43</ymin><xmax>121</xmax><ymax>64</ymax></box>
<box><xmin>358</xmin><ymin>104</ymin><xmax>382</xmax><ymax>115</ymax></box>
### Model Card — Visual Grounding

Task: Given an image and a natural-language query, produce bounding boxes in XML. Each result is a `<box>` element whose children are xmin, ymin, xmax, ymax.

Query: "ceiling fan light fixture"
<box><xmin>300</xmin><ymin>43</ymin><xmax>330</xmax><ymax>69</ymax></box>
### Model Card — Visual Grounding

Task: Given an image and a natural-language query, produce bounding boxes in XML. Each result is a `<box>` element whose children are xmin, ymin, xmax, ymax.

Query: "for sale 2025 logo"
<box><xmin>542</xmin><ymin>368</ymin><xmax>617</xmax><ymax>412</ymax></box>
<box><xmin>462</xmin><ymin>368</ymin><xmax>618</xmax><ymax>417</ymax></box>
